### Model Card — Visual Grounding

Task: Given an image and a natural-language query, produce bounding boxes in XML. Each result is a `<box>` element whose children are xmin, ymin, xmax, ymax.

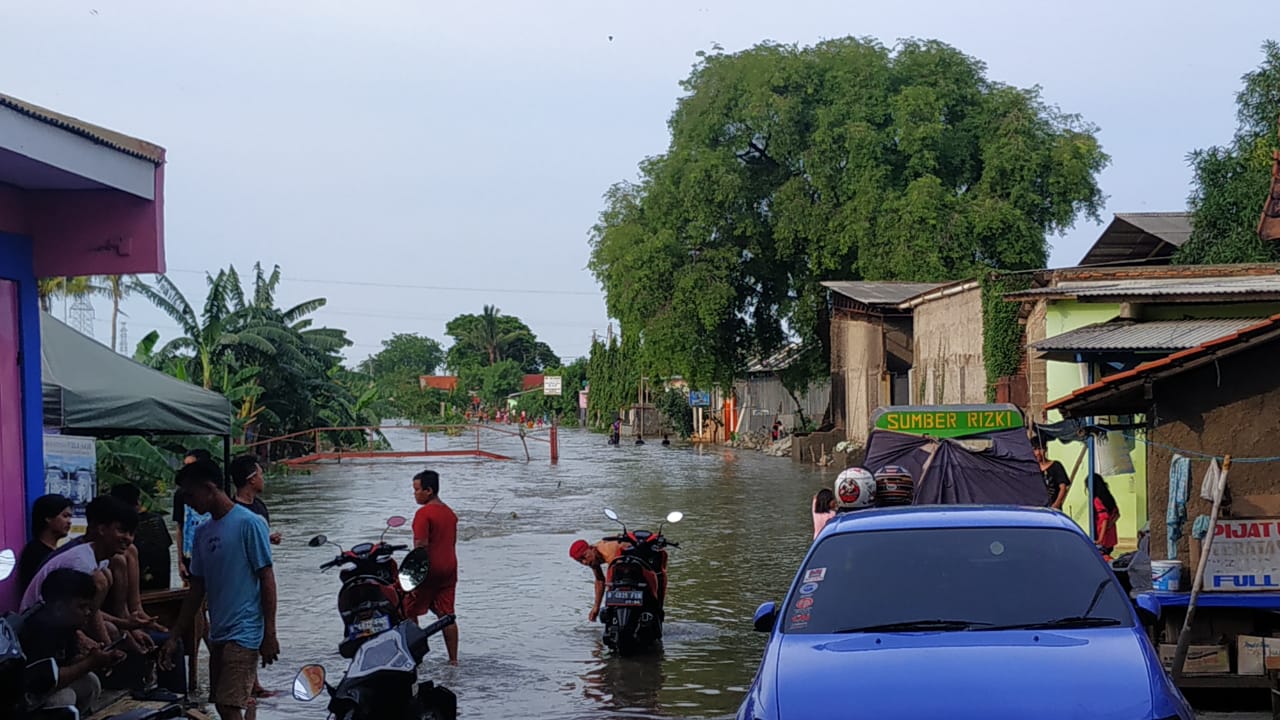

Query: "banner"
<box><xmin>43</xmin><ymin>434</ymin><xmax>96</xmax><ymax>540</ymax></box>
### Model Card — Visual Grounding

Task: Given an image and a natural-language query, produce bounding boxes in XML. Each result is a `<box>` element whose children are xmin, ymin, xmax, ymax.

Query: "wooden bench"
<box><xmin>140</xmin><ymin>588</ymin><xmax>205</xmax><ymax>692</ymax></box>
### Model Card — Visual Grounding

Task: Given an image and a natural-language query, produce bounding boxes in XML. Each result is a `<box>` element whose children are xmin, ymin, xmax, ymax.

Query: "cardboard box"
<box><xmin>1232</xmin><ymin>495</ymin><xmax>1280</xmax><ymax>518</ymax></box>
<box><xmin>1238</xmin><ymin>635</ymin><xmax>1266</xmax><ymax>675</ymax></box>
<box><xmin>1266</xmin><ymin>639</ymin><xmax>1280</xmax><ymax>672</ymax></box>
<box><xmin>1159</xmin><ymin>644</ymin><xmax>1230</xmax><ymax>675</ymax></box>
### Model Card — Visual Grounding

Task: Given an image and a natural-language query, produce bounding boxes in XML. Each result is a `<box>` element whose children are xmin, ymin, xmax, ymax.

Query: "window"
<box><xmin>784</xmin><ymin>526</ymin><xmax>1132</xmax><ymax>634</ymax></box>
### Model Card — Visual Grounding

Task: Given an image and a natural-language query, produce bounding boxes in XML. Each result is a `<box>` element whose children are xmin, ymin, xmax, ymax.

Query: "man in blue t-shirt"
<box><xmin>162</xmin><ymin>459</ymin><xmax>279</xmax><ymax>720</ymax></box>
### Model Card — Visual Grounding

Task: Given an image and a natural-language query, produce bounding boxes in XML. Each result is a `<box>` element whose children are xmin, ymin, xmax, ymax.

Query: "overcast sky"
<box><xmin>3</xmin><ymin>0</ymin><xmax>1274</xmax><ymax>366</ymax></box>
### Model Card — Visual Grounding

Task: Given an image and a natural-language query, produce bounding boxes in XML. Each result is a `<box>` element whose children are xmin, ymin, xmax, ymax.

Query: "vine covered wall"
<box><xmin>980</xmin><ymin>272</ymin><xmax>1033</xmax><ymax>402</ymax></box>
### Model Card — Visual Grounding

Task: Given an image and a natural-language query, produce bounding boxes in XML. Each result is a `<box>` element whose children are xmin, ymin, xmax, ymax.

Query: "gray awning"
<box><xmin>821</xmin><ymin>281</ymin><xmax>944</xmax><ymax>307</ymax></box>
<box><xmin>41</xmin><ymin>313</ymin><xmax>232</xmax><ymax>436</ymax></box>
<box><xmin>1031</xmin><ymin>318</ymin><xmax>1266</xmax><ymax>360</ymax></box>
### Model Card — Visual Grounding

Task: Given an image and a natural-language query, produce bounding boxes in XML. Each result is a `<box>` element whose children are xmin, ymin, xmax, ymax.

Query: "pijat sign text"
<box><xmin>1205</xmin><ymin>519</ymin><xmax>1280</xmax><ymax>591</ymax></box>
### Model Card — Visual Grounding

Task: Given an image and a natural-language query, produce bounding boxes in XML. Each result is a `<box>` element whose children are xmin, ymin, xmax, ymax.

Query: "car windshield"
<box><xmin>784</xmin><ymin>526</ymin><xmax>1133</xmax><ymax>634</ymax></box>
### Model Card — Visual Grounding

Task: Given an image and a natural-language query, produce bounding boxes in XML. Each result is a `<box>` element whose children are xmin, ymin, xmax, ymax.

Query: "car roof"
<box><xmin>822</xmin><ymin>505</ymin><xmax>1084</xmax><ymax>535</ymax></box>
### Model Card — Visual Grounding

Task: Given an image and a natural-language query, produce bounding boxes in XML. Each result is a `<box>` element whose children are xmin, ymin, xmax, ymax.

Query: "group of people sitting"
<box><xmin>12</xmin><ymin>447</ymin><xmax>282</xmax><ymax>716</ymax></box>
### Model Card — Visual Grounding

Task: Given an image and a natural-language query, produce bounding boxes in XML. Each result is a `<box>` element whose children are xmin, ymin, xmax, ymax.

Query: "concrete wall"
<box><xmin>1024</xmin><ymin>300</ymin><xmax>1049</xmax><ymax>423</ymax></box>
<box><xmin>1146</xmin><ymin>342</ymin><xmax>1280</xmax><ymax>567</ymax></box>
<box><xmin>911</xmin><ymin>286</ymin><xmax>985</xmax><ymax>405</ymax></box>
<box><xmin>831</xmin><ymin>317</ymin><xmax>884</xmax><ymax>444</ymax></box>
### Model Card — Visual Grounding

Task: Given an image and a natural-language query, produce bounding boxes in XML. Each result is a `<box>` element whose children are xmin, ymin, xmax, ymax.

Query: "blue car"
<box><xmin>738</xmin><ymin>506</ymin><xmax>1193</xmax><ymax>720</ymax></box>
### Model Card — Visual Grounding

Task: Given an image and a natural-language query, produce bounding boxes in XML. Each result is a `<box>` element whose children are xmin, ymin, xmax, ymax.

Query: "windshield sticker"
<box><xmin>794</xmin><ymin>597</ymin><xmax>814</xmax><ymax>610</ymax></box>
<box><xmin>790</xmin><ymin>612</ymin><xmax>811</xmax><ymax>625</ymax></box>
<box><xmin>798</xmin><ymin>582</ymin><xmax>819</xmax><ymax>595</ymax></box>
<box><xmin>803</xmin><ymin>567</ymin><xmax>827</xmax><ymax>583</ymax></box>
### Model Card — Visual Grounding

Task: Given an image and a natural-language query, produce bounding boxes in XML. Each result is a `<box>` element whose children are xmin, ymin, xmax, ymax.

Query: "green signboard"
<box><xmin>871</xmin><ymin>404</ymin><xmax>1024</xmax><ymax>439</ymax></box>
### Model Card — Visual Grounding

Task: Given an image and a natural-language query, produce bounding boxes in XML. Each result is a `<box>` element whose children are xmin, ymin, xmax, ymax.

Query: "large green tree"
<box><xmin>589</xmin><ymin>37</ymin><xmax>1109</xmax><ymax>389</ymax></box>
<box><xmin>1175</xmin><ymin>41</ymin><xmax>1280</xmax><ymax>265</ymax></box>
<box><xmin>361</xmin><ymin>333</ymin><xmax>445</xmax><ymax>379</ymax></box>
<box><xmin>444</xmin><ymin>306</ymin><xmax>560</xmax><ymax>373</ymax></box>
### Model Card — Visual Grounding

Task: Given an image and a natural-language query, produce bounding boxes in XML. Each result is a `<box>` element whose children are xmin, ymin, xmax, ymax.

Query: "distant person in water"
<box><xmin>661</xmin><ymin>434</ymin><xmax>670</xmax><ymax>446</ymax></box>
<box><xmin>609</xmin><ymin>420</ymin><xmax>621</xmax><ymax>445</ymax></box>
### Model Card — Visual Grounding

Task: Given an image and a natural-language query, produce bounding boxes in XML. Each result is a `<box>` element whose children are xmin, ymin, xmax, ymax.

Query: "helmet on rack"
<box><xmin>834</xmin><ymin>467</ymin><xmax>876</xmax><ymax>511</ymax></box>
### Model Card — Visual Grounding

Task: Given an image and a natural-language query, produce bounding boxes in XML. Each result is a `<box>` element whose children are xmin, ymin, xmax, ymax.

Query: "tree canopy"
<box><xmin>361</xmin><ymin>333</ymin><xmax>445</xmax><ymax>381</ymax></box>
<box><xmin>444</xmin><ymin>305</ymin><xmax>560</xmax><ymax>373</ymax></box>
<box><xmin>589</xmin><ymin>37</ymin><xmax>1109</xmax><ymax>389</ymax></box>
<box><xmin>1175</xmin><ymin>41</ymin><xmax>1280</xmax><ymax>265</ymax></box>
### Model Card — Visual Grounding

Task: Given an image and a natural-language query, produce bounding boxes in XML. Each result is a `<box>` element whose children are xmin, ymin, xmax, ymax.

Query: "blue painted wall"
<box><xmin>0</xmin><ymin>231</ymin><xmax>46</xmax><ymax>537</ymax></box>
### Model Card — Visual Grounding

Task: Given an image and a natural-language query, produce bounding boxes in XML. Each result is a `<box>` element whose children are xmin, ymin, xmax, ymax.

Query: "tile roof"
<box><xmin>0</xmin><ymin>91</ymin><xmax>165</xmax><ymax>164</ymax></box>
<box><xmin>1046</xmin><ymin>313</ymin><xmax>1280</xmax><ymax>413</ymax></box>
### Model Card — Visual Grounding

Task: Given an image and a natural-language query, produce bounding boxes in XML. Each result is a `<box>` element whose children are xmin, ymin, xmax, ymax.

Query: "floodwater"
<box><xmin>248</xmin><ymin>426</ymin><xmax>829</xmax><ymax>720</ymax></box>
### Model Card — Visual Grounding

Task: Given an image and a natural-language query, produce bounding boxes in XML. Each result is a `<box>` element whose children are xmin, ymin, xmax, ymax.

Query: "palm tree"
<box><xmin>37</xmin><ymin>276</ymin><xmax>97</xmax><ymax>314</ymax></box>
<box><xmin>464</xmin><ymin>305</ymin><xmax>531</xmax><ymax>366</ymax></box>
<box><xmin>96</xmin><ymin>274</ymin><xmax>140</xmax><ymax>352</ymax></box>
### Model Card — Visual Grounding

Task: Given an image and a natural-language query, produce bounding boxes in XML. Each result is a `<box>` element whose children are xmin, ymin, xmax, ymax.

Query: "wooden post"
<box><xmin>1172</xmin><ymin>456</ymin><xmax>1231</xmax><ymax>682</ymax></box>
<box><xmin>550</xmin><ymin>415</ymin><xmax>559</xmax><ymax>464</ymax></box>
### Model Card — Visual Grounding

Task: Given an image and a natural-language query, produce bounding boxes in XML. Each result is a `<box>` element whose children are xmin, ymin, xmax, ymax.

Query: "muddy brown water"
<box><xmin>245</xmin><ymin>426</ymin><xmax>828</xmax><ymax>719</ymax></box>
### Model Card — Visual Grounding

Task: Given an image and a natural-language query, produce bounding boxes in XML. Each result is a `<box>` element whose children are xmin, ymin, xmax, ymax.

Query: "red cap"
<box><xmin>569</xmin><ymin>539</ymin><xmax>591</xmax><ymax>561</ymax></box>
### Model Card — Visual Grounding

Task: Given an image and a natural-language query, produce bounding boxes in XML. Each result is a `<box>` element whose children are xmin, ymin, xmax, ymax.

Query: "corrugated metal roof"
<box><xmin>0</xmin><ymin>92</ymin><xmax>165</xmax><ymax>164</ymax></box>
<box><xmin>1031</xmin><ymin>318</ymin><xmax>1265</xmax><ymax>353</ymax></box>
<box><xmin>746</xmin><ymin>342</ymin><xmax>808</xmax><ymax>373</ymax></box>
<box><xmin>1077</xmin><ymin>212</ymin><xmax>1190</xmax><ymax>267</ymax></box>
<box><xmin>822</xmin><ymin>281</ymin><xmax>945</xmax><ymax>306</ymax></box>
<box><xmin>1007</xmin><ymin>274</ymin><xmax>1280</xmax><ymax>299</ymax></box>
<box><xmin>1047</xmin><ymin>313</ymin><xmax>1280</xmax><ymax>413</ymax></box>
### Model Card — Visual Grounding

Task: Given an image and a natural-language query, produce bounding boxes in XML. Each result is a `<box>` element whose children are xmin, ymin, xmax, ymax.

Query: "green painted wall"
<box><xmin>1042</xmin><ymin>299</ymin><xmax>1280</xmax><ymax>549</ymax></box>
<box><xmin>1043</xmin><ymin>301</ymin><xmax>1145</xmax><ymax>547</ymax></box>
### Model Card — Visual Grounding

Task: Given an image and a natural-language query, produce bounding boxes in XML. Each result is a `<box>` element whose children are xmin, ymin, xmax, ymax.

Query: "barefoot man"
<box><xmin>406</xmin><ymin>469</ymin><xmax>459</xmax><ymax>665</ymax></box>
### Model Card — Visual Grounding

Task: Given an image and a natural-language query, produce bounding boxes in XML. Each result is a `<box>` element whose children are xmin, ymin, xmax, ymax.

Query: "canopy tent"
<box><xmin>41</xmin><ymin>313</ymin><xmax>232</xmax><ymax>436</ymax></box>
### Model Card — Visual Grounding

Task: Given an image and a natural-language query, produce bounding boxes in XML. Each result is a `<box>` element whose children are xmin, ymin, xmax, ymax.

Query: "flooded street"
<box><xmin>250</xmin><ymin>427</ymin><xmax>829</xmax><ymax>719</ymax></box>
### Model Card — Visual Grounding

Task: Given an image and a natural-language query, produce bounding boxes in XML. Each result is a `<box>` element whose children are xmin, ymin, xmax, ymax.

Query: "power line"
<box><xmin>162</xmin><ymin>268</ymin><xmax>602</xmax><ymax>297</ymax></box>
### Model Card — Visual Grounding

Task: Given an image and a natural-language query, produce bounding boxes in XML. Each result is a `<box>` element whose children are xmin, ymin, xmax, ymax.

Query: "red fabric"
<box><xmin>569</xmin><ymin>540</ymin><xmax>590</xmax><ymax>560</ymax></box>
<box><xmin>411</xmin><ymin>502</ymin><xmax>457</xmax><ymax>583</ymax></box>
<box><xmin>407</xmin><ymin>584</ymin><xmax>455</xmax><ymax>619</ymax></box>
<box><xmin>1093</xmin><ymin>497</ymin><xmax>1118</xmax><ymax>549</ymax></box>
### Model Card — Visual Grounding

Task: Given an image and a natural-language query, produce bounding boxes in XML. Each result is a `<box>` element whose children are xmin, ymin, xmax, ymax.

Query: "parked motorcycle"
<box><xmin>598</xmin><ymin>508</ymin><xmax>683</xmax><ymax>655</ymax></box>
<box><xmin>0</xmin><ymin>548</ymin><xmax>81</xmax><ymax>720</ymax></box>
<box><xmin>293</xmin><ymin>547</ymin><xmax>457</xmax><ymax>720</ymax></box>
<box><xmin>309</xmin><ymin>516</ymin><xmax>415</xmax><ymax>659</ymax></box>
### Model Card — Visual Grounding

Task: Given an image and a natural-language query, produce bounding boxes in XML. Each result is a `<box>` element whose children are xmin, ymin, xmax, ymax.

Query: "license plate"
<box><xmin>606</xmin><ymin>590</ymin><xmax>644</xmax><ymax>606</ymax></box>
<box><xmin>351</xmin><ymin>615</ymin><xmax>391</xmax><ymax>638</ymax></box>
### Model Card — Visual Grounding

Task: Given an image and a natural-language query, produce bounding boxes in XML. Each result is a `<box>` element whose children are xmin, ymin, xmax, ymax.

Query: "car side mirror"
<box><xmin>293</xmin><ymin>664</ymin><xmax>326</xmax><ymax>701</ymax></box>
<box><xmin>307</xmin><ymin>535</ymin><xmax>328</xmax><ymax>548</ymax></box>
<box><xmin>753</xmin><ymin>601</ymin><xmax>778</xmax><ymax>633</ymax></box>
<box><xmin>1134</xmin><ymin>595</ymin><xmax>1160</xmax><ymax>627</ymax></box>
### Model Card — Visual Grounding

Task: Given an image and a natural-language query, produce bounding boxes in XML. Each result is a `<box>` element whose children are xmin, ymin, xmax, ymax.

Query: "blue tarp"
<box><xmin>1136</xmin><ymin>591</ymin><xmax>1280</xmax><ymax>615</ymax></box>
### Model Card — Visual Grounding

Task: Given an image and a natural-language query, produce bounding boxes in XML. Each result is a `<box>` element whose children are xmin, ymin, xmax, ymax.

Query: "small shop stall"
<box><xmin>42</xmin><ymin>312</ymin><xmax>233</xmax><ymax>697</ymax></box>
<box><xmin>1050</xmin><ymin>313</ymin><xmax>1280</xmax><ymax>714</ymax></box>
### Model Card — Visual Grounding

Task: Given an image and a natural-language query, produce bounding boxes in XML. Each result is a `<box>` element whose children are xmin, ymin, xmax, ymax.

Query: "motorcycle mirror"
<box><xmin>386</xmin><ymin>516</ymin><xmax>407</xmax><ymax>528</ymax></box>
<box><xmin>307</xmin><ymin>535</ymin><xmax>328</xmax><ymax>548</ymax></box>
<box><xmin>0</xmin><ymin>548</ymin><xmax>14</xmax><ymax>582</ymax></box>
<box><xmin>293</xmin><ymin>664</ymin><xmax>327</xmax><ymax>702</ymax></box>
<box><xmin>666</xmin><ymin>511</ymin><xmax>684</xmax><ymax>524</ymax></box>
<box><xmin>398</xmin><ymin>547</ymin><xmax>431</xmax><ymax>593</ymax></box>
<box><xmin>604</xmin><ymin>508</ymin><xmax>619</xmax><ymax>522</ymax></box>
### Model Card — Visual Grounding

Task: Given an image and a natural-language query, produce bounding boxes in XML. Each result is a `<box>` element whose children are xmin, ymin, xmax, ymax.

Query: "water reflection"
<box><xmin>252</xmin><ymin>427</ymin><xmax>829</xmax><ymax>719</ymax></box>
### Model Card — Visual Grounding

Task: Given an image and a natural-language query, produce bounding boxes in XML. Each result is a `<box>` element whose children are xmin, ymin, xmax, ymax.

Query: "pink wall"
<box><xmin>0</xmin><ymin>164</ymin><xmax>166</xmax><ymax>277</ymax></box>
<box><xmin>0</xmin><ymin>281</ymin><xmax>25</xmax><ymax>606</ymax></box>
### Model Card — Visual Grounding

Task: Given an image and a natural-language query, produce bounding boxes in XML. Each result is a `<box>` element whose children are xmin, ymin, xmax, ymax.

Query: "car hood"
<box><xmin>769</xmin><ymin>628</ymin><xmax>1157</xmax><ymax>720</ymax></box>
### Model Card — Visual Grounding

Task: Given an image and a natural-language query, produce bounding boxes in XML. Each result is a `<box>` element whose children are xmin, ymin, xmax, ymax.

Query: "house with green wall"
<box><xmin>1006</xmin><ymin>263</ymin><xmax>1280</xmax><ymax>550</ymax></box>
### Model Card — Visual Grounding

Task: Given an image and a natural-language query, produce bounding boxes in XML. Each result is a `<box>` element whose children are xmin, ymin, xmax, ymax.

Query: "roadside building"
<box><xmin>0</xmin><ymin>92</ymin><xmax>167</xmax><ymax>610</ymax></box>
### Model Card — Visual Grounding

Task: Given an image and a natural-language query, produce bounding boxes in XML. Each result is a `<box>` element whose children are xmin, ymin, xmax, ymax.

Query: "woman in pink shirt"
<box><xmin>812</xmin><ymin>488</ymin><xmax>836</xmax><ymax>540</ymax></box>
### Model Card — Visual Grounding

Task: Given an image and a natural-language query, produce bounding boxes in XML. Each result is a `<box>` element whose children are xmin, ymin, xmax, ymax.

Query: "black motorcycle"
<box><xmin>598</xmin><ymin>508</ymin><xmax>683</xmax><ymax>655</ymax></box>
<box><xmin>309</xmin><ymin>515</ymin><xmax>417</xmax><ymax>659</ymax></box>
<box><xmin>0</xmin><ymin>548</ymin><xmax>81</xmax><ymax>720</ymax></box>
<box><xmin>295</xmin><ymin>538</ymin><xmax>457</xmax><ymax>719</ymax></box>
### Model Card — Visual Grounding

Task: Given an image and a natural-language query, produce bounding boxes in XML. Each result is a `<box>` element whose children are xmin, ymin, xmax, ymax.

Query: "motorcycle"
<box><xmin>0</xmin><ymin>548</ymin><xmax>81</xmax><ymax>720</ymax></box>
<box><xmin>598</xmin><ymin>508</ymin><xmax>683</xmax><ymax>655</ymax></box>
<box><xmin>308</xmin><ymin>516</ymin><xmax>414</xmax><ymax>659</ymax></box>
<box><xmin>293</xmin><ymin>546</ymin><xmax>457</xmax><ymax>720</ymax></box>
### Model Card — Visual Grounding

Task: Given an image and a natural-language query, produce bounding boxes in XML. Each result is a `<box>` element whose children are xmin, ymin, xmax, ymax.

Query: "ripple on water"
<box><xmin>253</xmin><ymin>428</ymin><xmax>824</xmax><ymax>719</ymax></box>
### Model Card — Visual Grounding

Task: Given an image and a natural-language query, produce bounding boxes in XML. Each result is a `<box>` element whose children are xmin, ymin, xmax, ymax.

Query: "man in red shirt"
<box><xmin>407</xmin><ymin>470</ymin><xmax>459</xmax><ymax>665</ymax></box>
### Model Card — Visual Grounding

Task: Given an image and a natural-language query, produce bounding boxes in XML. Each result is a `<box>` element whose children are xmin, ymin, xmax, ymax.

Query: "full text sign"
<box><xmin>1205</xmin><ymin>519</ymin><xmax>1280</xmax><ymax>592</ymax></box>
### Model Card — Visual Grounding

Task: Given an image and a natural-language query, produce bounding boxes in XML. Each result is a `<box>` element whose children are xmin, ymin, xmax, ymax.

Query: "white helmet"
<box><xmin>835</xmin><ymin>467</ymin><xmax>876</xmax><ymax>510</ymax></box>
